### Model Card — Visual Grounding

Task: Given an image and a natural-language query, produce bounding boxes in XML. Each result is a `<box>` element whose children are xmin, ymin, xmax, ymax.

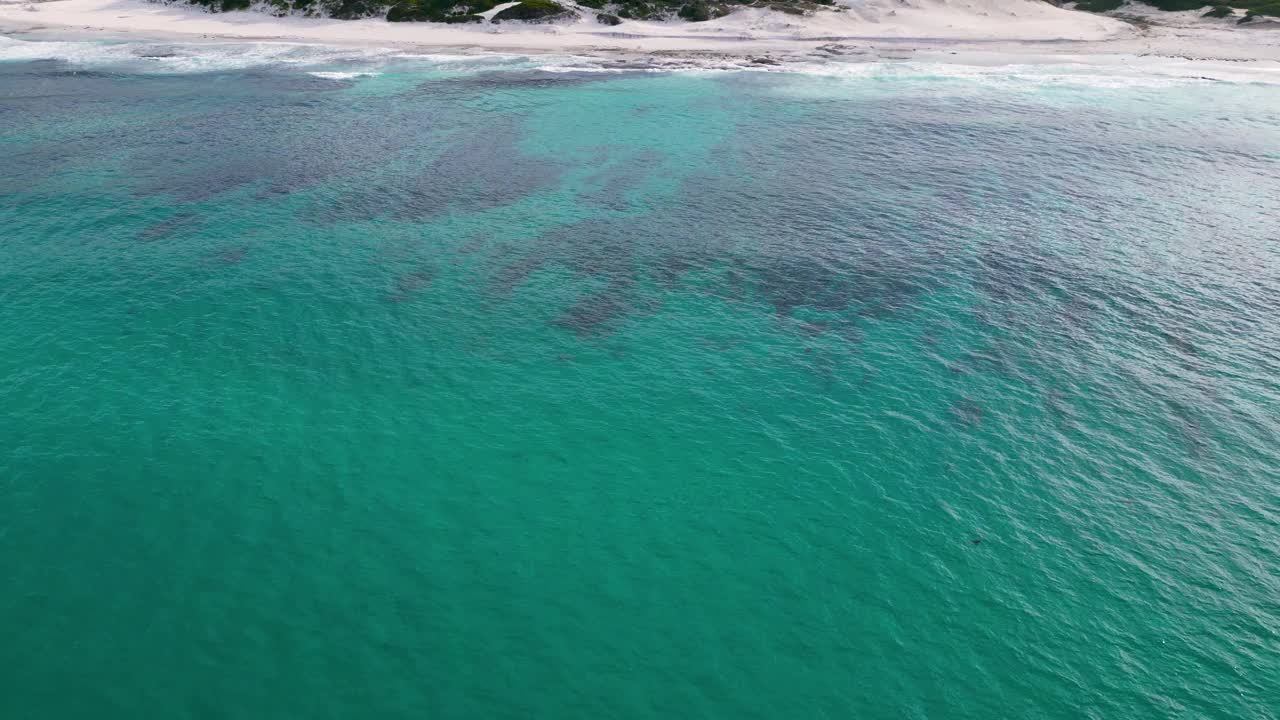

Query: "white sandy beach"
<box><xmin>2</xmin><ymin>0</ymin><xmax>1279</xmax><ymax>71</ymax></box>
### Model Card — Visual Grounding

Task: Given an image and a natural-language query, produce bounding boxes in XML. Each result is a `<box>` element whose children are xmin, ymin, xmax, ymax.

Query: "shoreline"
<box><xmin>3</xmin><ymin>0</ymin><xmax>1280</xmax><ymax>73</ymax></box>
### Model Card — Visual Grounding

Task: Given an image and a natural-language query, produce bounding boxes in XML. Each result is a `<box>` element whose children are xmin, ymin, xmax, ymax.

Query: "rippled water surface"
<box><xmin>2</xmin><ymin>37</ymin><xmax>1279</xmax><ymax>720</ymax></box>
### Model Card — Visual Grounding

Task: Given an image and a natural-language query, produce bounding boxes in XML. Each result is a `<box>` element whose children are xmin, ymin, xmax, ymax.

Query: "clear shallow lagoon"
<box><xmin>2</xmin><ymin>37</ymin><xmax>1279</xmax><ymax>719</ymax></box>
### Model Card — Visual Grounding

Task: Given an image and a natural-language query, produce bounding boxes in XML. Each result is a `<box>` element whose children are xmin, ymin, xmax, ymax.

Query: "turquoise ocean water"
<box><xmin>2</xmin><ymin>36</ymin><xmax>1279</xmax><ymax>719</ymax></box>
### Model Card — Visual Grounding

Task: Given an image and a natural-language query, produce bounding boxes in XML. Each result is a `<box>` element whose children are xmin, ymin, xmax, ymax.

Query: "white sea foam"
<box><xmin>774</xmin><ymin>60</ymin><xmax>1218</xmax><ymax>87</ymax></box>
<box><xmin>3</xmin><ymin>29</ymin><xmax>1278</xmax><ymax>88</ymax></box>
<box><xmin>0</xmin><ymin>34</ymin><xmax>402</xmax><ymax>73</ymax></box>
<box><xmin>307</xmin><ymin>70</ymin><xmax>379</xmax><ymax>79</ymax></box>
<box><xmin>531</xmin><ymin>53</ymin><xmax>1280</xmax><ymax>87</ymax></box>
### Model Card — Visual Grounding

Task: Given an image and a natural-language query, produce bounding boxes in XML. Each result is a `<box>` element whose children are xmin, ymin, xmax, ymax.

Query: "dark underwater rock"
<box><xmin>137</xmin><ymin>212</ymin><xmax>200</xmax><ymax>242</ymax></box>
<box><xmin>950</xmin><ymin>398</ymin><xmax>984</xmax><ymax>427</ymax></box>
<box><xmin>215</xmin><ymin>246</ymin><xmax>248</xmax><ymax>265</ymax></box>
<box><xmin>388</xmin><ymin>267</ymin><xmax>435</xmax><ymax>303</ymax></box>
<box><xmin>554</xmin><ymin>281</ymin><xmax>633</xmax><ymax>336</ymax></box>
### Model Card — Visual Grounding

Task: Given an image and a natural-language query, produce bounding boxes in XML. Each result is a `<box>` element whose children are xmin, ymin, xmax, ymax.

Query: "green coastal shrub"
<box><xmin>1142</xmin><ymin>0</ymin><xmax>1275</xmax><ymax>11</ymax></box>
<box><xmin>1136</xmin><ymin>0</ymin><xmax>1209</xmax><ymax>10</ymax></box>
<box><xmin>387</xmin><ymin>0</ymin><xmax>495</xmax><ymax>21</ymax></box>
<box><xmin>386</xmin><ymin>3</ymin><xmax>427</xmax><ymax>19</ymax></box>
<box><xmin>492</xmin><ymin>0</ymin><xmax>571</xmax><ymax>20</ymax></box>
<box><xmin>1075</xmin><ymin>0</ymin><xmax>1124</xmax><ymax>11</ymax></box>
<box><xmin>1247</xmin><ymin>1</ymin><xmax>1280</xmax><ymax>14</ymax></box>
<box><xmin>616</xmin><ymin>1</ymin><xmax>651</xmax><ymax>18</ymax></box>
<box><xmin>328</xmin><ymin>0</ymin><xmax>385</xmax><ymax>17</ymax></box>
<box><xmin>1093</xmin><ymin>0</ymin><xmax>1278</xmax><ymax>16</ymax></box>
<box><xmin>1227</xmin><ymin>0</ymin><xmax>1280</xmax><ymax>15</ymax></box>
<box><xmin>178</xmin><ymin>0</ymin><xmax>853</xmax><ymax>21</ymax></box>
<box><xmin>678</xmin><ymin>1</ymin><xmax>711</xmax><ymax>20</ymax></box>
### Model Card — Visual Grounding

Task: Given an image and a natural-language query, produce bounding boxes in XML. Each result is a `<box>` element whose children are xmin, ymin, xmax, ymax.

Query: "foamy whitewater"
<box><xmin>1</xmin><ymin>30</ymin><xmax>1279</xmax><ymax>85</ymax></box>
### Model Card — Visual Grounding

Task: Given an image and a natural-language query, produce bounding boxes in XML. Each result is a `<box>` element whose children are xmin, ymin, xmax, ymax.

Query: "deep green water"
<box><xmin>2</xmin><ymin>37</ymin><xmax>1279</xmax><ymax>719</ymax></box>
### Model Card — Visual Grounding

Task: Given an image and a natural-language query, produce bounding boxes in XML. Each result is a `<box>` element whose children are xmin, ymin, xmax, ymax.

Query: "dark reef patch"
<box><xmin>443</xmin><ymin>70</ymin><xmax>615</xmax><ymax>92</ymax></box>
<box><xmin>388</xmin><ymin>267</ymin><xmax>436</xmax><ymax>303</ymax></box>
<box><xmin>950</xmin><ymin>398</ymin><xmax>985</xmax><ymax>427</ymax></box>
<box><xmin>553</xmin><ymin>279</ymin><xmax>640</xmax><ymax>337</ymax></box>
<box><xmin>580</xmin><ymin>149</ymin><xmax>669</xmax><ymax>210</ymax></box>
<box><xmin>306</xmin><ymin>116</ymin><xmax>566</xmax><ymax>223</ymax></box>
<box><xmin>489</xmin><ymin>254</ymin><xmax>549</xmax><ymax>296</ymax></box>
<box><xmin>214</xmin><ymin>246</ymin><xmax>249</xmax><ymax>265</ymax></box>
<box><xmin>137</xmin><ymin>212</ymin><xmax>201</xmax><ymax>242</ymax></box>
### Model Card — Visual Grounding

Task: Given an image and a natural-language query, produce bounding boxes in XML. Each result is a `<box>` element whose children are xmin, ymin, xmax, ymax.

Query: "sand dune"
<box><xmin>1</xmin><ymin>0</ymin><xmax>1278</xmax><ymax>65</ymax></box>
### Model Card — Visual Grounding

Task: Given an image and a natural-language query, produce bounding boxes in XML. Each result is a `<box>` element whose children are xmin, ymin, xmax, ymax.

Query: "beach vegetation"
<box><xmin>182</xmin><ymin>0</ymin><xmax>1280</xmax><ymax>23</ymax></box>
<box><xmin>172</xmin><ymin>0</ymin><xmax>1280</xmax><ymax>21</ymax></box>
<box><xmin>1074</xmin><ymin>0</ymin><xmax>1124</xmax><ymax>11</ymax></box>
<box><xmin>330</xmin><ymin>0</ymin><xmax>389</xmax><ymax>17</ymax></box>
<box><xmin>1241</xmin><ymin>0</ymin><xmax>1280</xmax><ymax>15</ymax></box>
<box><xmin>1136</xmin><ymin>0</ymin><xmax>1278</xmax><ymax>14</ymax></box>
<box><xmin>609</xmin><ymin>0</ymin><xmax>835</xmax><ymax>20</ymax></box>
<box><xmin>1071</xmin><ymin>0</ymin><xmax>1279</xmax><ymax>18</ymax></box>
<box><xmin>678</xmin><ymin>1</ymin><xmax>711</xmax><ymax>20</ymax></box>
<box><xmin>386</xmin><ymin>0</ymin><xmax>496</xmax><ymax>21</ymax></box>
<box><xmin>1136</xmin><ymin>0</ymin><xmax>1208</xmax><ymax>9</ymax></box>
<box><xmin>1225</xmin><ymin>0</ymin><xmax>1280</xmax><ymax>15</ymax></box>
<box><xmin>492</xmin><ymin>0</ymin><xmax>574</xmax><ymax>20</ymax></box>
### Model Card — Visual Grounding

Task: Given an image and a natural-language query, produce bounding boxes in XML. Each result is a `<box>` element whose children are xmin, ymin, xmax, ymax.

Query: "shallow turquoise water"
<box><xmin>2</xmin><ymin>38</ymin><xmax>1279</xmax><ymax>719</ymax></box>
